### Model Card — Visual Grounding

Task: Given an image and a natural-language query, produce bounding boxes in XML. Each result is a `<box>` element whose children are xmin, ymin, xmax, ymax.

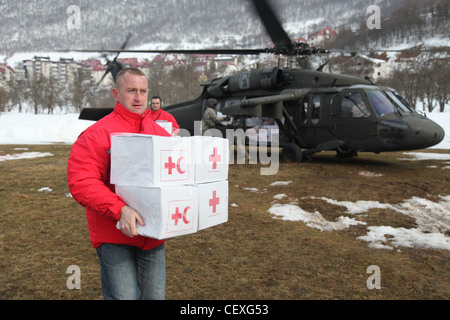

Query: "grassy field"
<box><xmin>0</xmin><ymin>144</ymin><xmax>449</xmax><ymax>300</ymax></box>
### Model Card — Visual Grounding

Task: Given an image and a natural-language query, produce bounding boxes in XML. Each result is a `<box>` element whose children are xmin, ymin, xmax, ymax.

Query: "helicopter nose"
<box><xmin>403</xmin><ymin>115</ymin><xmax>445</xmax><ymax>149</ymax></box>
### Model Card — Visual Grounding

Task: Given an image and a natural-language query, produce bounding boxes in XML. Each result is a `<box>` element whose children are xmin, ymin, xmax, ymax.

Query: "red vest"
<box><xmin>149</xmin><ymin>108</ymin><xmax>180</xmax><ymax>135</ymax></box>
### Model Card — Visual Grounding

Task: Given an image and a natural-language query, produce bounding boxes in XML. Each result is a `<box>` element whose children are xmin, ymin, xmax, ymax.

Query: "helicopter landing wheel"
<box><xmin>336</xmin><ymin>149</ymin><xmax>358</xmax><ymax>158</ymax></box>
<box><xmin>281</xmin><ymin>143</ymin><xmax>303</xmax><ymax>162</ymax></box>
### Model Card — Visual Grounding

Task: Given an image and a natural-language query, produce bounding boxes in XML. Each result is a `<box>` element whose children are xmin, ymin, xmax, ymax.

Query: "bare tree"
<box><xmin>27</xmin><ymin>78</ymin><xmax>44</xmax><ymax>114</ymax></box>
<box><xmin>86</xmin><ymin>87</ymin><xmax>115</xmax><ymax>109</ymax></box>
<box><xmin>6</xmin><ymin>79</ymin><xmax>27</xmax><ymax>112</ymax></box>
<box><xmin>435</xmin><ymin>57</ymin><xmax>449</xmax><ymax>112</ymax></box>
<box><xmin>149</xmin><ymin>55</ymin><xmax>202</xmax><ymax>105</ymax></box>
<box><xmin>68</xmin><ymin>68</ymin><xmax>93</xmax><ymax>113</ymax></box>
<box><xmin>41</xmin><ymin>77</ymin><xmax>62</xmax><ymax>114</ymax></box>
<box><xmin>147</xmin><ymin>57</ymin><xmax>170</xmax><ymax>103</ymax></box>
<box><xmin>413</xmin><ymin>52</ymin><xmax>449</xmax><ymax>112</ymax></box>
<box><xmin>168</xmin><ymin>55</ymin><xmax>201</xmax><ymax>104</ymax></box>
<box><xmin>0</xmin><ymin>87</ymin><xmax>7</xmax><ymax>112</ymax></box>
<box><xmin>391</xmin><ymin>65</ymin><xmax>420</xmax><ymax>110</ymax></box>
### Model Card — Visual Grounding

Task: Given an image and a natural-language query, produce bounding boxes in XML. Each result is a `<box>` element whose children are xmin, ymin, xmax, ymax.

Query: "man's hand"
<box><xmin>119</xmin><ymin>205</ymin><xmax>145</xmax><ymax>237</ymax></box>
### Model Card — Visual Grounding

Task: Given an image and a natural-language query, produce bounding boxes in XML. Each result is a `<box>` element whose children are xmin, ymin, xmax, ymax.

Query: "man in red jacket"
<box><xmin>149</xmin><ymin>95</ymin><xmax>180</xmax><ymax>136</ymax></box>
<box><xmin>67</xmin><ymin>68</ymin><xmax>170</xmax><ymax>300</ymax></box>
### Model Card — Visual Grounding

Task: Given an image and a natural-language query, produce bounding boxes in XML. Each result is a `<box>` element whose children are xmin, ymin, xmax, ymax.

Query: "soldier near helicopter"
<box><xmin>202</xmin><ymin>98</ymin><xmax>226</xmax><ymax>135</ymax></box>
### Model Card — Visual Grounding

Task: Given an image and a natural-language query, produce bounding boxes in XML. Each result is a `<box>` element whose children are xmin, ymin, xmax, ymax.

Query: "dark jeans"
<box><xmin>96</xmin><ymin>242</ymin><xmax>165</xmax><ymax>300</ymax></box>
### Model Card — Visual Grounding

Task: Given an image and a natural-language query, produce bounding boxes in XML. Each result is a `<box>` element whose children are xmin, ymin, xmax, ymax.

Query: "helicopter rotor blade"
<box><xmin>59</xmin><ymin>48</ymin><xmax>267</xmax><ymax>55</ymax></box>
<box><xmin>120</xmin><ymin>32</ymin><xmax>133</xmax><ymax>50</ymax></box>
<box><xmin>59</xmin><ymin>45</ymin><xmax>450</xmax><ymax>62</ymax></box>
<box><xmin>112</xmin><ymin>32</ymin><xmax>133</xmax><ymax>62</ymax></box>
<box><xmin>94</xmin><ymin>64</ymin><xmax>113</xmax><ymax>90</ymax></box>
<box><xmin>57</xmin><ymin>7</ymin><xmax>450</xmax><ymax>59</ymax></box>
<box><xmin>99</xmin><ymin>65</ymin><xmax>112</xmax><ymax>83</ymax></box>
<box><xmin>108</xmin><ymin>32</ymin><xmax>133</xmax><ymax>65</ymax></box>
<box><xmin>59</xmin><ymin>46</ymin><xmax>450</xmax><ymax>56</ymax></box>
<box><xmin>327</xmin><ymin>48</ymin><xmax>450</xmax><ymax>53</ymax></box>
<box><xmin>248</xmin><ymin>0</ymin><xmax>294</xmax><ymax>53</ymax></box>
<box><xmin>58</xmin><ymin>1</ymin><xmax>297</xmax><ymax>56</ymax></box>
<box><xmin>93</xmin><ymin>32</ymin><xmax>134</xmax><ymax>86</ymax></box>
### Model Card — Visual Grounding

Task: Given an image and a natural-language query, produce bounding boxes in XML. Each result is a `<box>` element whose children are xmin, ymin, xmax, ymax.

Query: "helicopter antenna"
<box><xmin>316</xmin><ymin>60</ymin><xmax>329</xmax><ymax>72</ymax></box>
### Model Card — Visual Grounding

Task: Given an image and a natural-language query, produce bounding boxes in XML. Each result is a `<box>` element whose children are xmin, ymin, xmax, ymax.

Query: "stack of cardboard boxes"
<box><xmin>111</xmin><ymin>134</ymin><xmax>229</xmax><ymax>240</ymax></box>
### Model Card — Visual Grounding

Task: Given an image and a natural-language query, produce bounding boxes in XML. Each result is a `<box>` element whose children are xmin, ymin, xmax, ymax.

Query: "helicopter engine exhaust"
<box><xmin>207</xmin><ymin>67</ymin><xmax>286</xmax><ymax>97</ymax></box>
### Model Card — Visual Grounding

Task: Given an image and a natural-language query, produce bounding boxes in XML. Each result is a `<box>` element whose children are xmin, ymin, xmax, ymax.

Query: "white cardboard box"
<box><xmin>192</xmin><ymin>136</ymin><xmax>229</xmax><ymax>184</ymax></box>
<box><xmin>116</xmin><ymin>185</ymin><xmax>198</xmax><ymax>240</ymax></box>
<box><xmin>111</xmin><ymin>134</ymin><xmax>194</xmax><ymax>187</ymax></box>
<box><xmin>155</xmin><ymin>120</ymin><xmax>173</xmax><ymax>135</ymax></box>
<box><xmin>197</xmin><ymin>181</ymin><xmax>228</xmax><ymax>231</ymax></box>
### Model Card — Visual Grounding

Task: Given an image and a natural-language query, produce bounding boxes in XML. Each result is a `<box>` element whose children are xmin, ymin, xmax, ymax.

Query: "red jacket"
<box><xmin>149</xmin><ymin>108</ymin><xmax>180</xmax><ymax>135</ymax></box>
<box><xmin>67</xmin><ymin>103</ymin><xmax>170</xmax><ymax>249</ymax></box>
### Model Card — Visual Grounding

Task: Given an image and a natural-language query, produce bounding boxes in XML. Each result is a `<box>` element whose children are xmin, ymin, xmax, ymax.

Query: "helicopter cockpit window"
<box><xmin>341</xmin><ymin>92</ymin><xmax>370</xmax><ymax>118</ymax></box>
<box><xmin>384</xmin><ymin>91</ymin><xmax>414</xmax><ymax>113</ymax></box>
<box><xmin>366</xmin><ymin>90</ymin><xmax>396</xmax><ymax>116</ymax></box>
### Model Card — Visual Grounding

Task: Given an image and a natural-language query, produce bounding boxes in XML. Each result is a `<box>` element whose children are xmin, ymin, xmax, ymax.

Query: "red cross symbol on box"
<box><xmin>171</xmin><ymin>206</ymin><xmax>191</xmax><ymax>225</ymax></box>
<box><xmin>164</xmin><ymin>156</ymin><xmax>186</xmax><ymax>175</ymax></box>
<box><xmin>209</xmin><ymin>147</ymin><xmax>221</xmax><ymax>170</ymax></box>
<box><xmin>165</xmin><ymin>156</ymin><xmax>176</xmax><ymax>174</ymax></box>
<box><xmin>209</xmin><ymin>190</ymin><xmax>220</xmax><ymax>213</ymax></box>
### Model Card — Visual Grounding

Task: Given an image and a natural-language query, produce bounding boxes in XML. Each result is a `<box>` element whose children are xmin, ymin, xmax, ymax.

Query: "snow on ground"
<box><xmin>268</xmin><ymin>195</ymin><xmax>450</xmax><ymax>251</ymax></box>
<box><xmin>0</xmin><ymin>110</ymin><xmax>449</xmax><ymax>251</ymax></box>
<box><xmin>0</xmin><ymin>112</ymin><xmax>92</xmax><ymax>145</ymax></box>
<box><xmin>264</xmin><ymin>112</ymin><xmax>450</xmax><ymax>251</ymax></box>
<box><xmin>0</xmin><ymin>151</ymin><xmax>54</xmax><ymax>161</ymax></box>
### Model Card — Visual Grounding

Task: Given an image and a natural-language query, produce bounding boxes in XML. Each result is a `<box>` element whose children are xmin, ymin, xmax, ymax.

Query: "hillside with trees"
<box><xmin>0</xmin><ymin>0</ymin><xmax>448</xmax><ymax>114</ymax></box>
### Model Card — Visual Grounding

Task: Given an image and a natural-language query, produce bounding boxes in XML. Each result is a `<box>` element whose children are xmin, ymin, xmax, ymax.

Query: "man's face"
<box><xmin>112</xmin><ymin>73</ymin><xmax>148</xmax><ymax>115</ymax></box>
<box><xmin>151</xmin><ymin>98</ymin><xmax>161</xmax><ymax>111</ymax></box>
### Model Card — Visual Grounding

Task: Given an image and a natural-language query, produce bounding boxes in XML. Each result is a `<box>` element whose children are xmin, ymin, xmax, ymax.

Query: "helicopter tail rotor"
<box><xmin>95</xmin><ymin>32</ymin><xmax>132</xmax><ymax>88</ymax></box>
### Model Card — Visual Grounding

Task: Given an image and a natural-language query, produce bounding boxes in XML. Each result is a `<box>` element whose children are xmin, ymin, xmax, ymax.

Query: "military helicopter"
<box><xmin>76</xmin><ymin>0</ymin><xmax>445</xmax><ymax>162</ymax></box>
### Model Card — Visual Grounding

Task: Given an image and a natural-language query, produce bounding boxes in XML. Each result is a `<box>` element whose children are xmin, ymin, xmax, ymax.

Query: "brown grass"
<box><xmin>0</xmin><ymin>144</ymin><xmax>449</xmax><ymax>300</ymax></box>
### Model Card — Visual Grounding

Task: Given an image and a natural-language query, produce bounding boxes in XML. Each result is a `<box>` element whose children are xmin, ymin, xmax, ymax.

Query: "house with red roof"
<box><xmin>308</xmin><ymin>27</ymin><xmax>337</xmax><ymax>46</ymax></box>
<box><xmin>0</xmin><ymin>63</ymin><xmax>16</xmax><ymax>84</ymax></box>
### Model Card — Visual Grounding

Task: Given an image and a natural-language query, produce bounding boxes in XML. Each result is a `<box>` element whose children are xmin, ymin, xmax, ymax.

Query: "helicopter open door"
<box><xmin>333</xmin><ymin>89</ymin><xmax>378</xmax><ymax>153</ymax></box>
<box><xmin>298</xmin><ymin>92</ymin><xmax>334</xmax><ymax>148</ymax></box>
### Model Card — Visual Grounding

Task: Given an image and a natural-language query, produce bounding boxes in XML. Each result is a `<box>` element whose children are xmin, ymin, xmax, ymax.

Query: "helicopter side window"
<box><xmin>311</xmin><ymin>96</ymin><xmax>321</xmax><ymax>124</ymax></box>
<box><xmin>366</xmin><ymin>90</ymin><xmax>396</xmax><ymax>116</ymax></box>
<box><xmin>302</xmin><ymin>101</ymin><xmax>309</xmax><ymax>123</ymax></box>
<box><xmin>341</xmin><ymin>92</ymin><xmax>370</xmax><ymax>118</ymax></box>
